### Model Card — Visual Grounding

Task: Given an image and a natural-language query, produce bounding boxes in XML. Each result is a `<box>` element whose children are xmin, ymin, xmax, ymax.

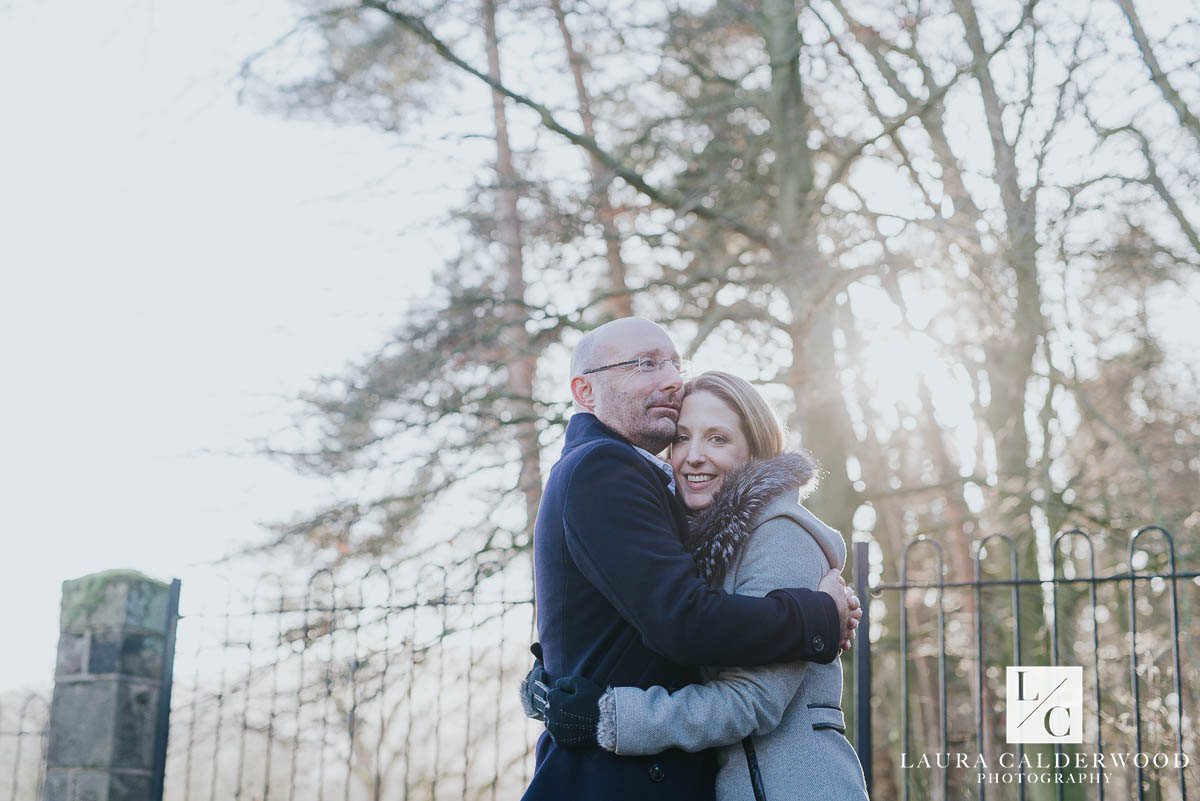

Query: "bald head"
<box><xmin>570</xmin><ymin>318</ymin><xmax>674</xmax><ymax>380</ymax></box>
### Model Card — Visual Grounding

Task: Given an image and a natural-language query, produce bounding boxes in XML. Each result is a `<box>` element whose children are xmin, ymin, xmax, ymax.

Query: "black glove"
<box><xmin>545</xmin><ymin>675</ymin><xmax>604</xmax><ymax>748</ymax></box>
<box><xmin>519</xmin><ymin>658</ymin><xmax>551</xmax><ymax>721</ymax></box>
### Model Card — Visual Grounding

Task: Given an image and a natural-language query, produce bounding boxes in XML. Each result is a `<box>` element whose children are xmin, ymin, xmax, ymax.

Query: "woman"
<box><xmin>540</xmin><ymin>371</ymin><xmax>868</xmax><ymax>801</ymax></box>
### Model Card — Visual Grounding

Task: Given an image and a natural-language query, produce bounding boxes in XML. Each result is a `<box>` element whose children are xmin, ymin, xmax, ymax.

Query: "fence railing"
<box><xmin>0</xmin><ymin>694</ymin><xmax>47</xmax><ymax>801</ymax></box>
<box><xmin>7</xmin><ymin>524</ymin><xmax>1197</xmax><ymax>801</ymax></box>
<box><xmin>854</xmin><ymin>525</ymin><xmax>1197</xmax><ymax>801</ymax></box>
<box><xmin>162</xmin><ymin>564</ymin><xmax>540</xmax><ymax>801</ymax></box>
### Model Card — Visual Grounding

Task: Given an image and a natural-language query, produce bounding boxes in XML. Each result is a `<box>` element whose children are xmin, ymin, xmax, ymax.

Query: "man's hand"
<box><xmin>817</xmin><ymin>568</ymin><xmax>862</xmax><ymax>653</ymax></box>
<box><xmin>519</xmin><ymin>659</ymin><xmax>551</xmax><ymax>721</ymax></box>
<box><xmin>545</xmin><ymin>676</ymin><xmax>604</xmax><ymax>748</ymax></box>
<box><xmin>841</xmin><ymin>584</ymin><xmax>862</xmax><ymax>652</ymax></box>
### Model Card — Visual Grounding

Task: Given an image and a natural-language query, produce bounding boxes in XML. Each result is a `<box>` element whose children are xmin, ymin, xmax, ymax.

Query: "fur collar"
<box><xmin>684</xmin><ymin>452</ymin><xmax>818</xmax><ymax>586</ymax></box>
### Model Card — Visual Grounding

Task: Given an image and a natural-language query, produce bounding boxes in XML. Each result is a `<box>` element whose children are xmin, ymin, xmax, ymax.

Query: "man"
<box><xmin>520</xmin><ymin>317</ymin><xmax>860</xmax><ymax>801</ymax></box>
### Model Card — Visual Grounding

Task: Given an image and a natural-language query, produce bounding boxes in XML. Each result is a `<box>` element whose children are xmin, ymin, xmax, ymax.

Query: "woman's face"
<box><xmin>670</xmin><ymin>390</ymin><xmax>752</xmax><ymax>510</ymax></box>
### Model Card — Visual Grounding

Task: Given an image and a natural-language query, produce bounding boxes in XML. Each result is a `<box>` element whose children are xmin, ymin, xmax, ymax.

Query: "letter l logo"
<box><xmin>1016</xmin><ymin>670</ymin><xmax>1040</xmax><ymax>702</ymax></box>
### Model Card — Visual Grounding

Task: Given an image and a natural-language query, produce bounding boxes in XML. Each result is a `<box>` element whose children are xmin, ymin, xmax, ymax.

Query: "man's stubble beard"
<box><xmin>629</xmin><ymin>415</ymin><xmax>675</xmax><ymax>454</ymax></box>
<box><xmin>597</xmin><ymin>383</ymin><xmax>680</xmax><ymax>454</ymax></box>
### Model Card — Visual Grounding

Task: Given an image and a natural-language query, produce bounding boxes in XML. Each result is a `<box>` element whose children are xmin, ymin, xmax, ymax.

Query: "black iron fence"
<box><xmin>854</xmin><ymin>525</ymin><xmax>1198</xmax><ymax>801</ymax></box>
<box><xmin>161</xmin><ymin>564</ymin><xmax>539</xmax><ymax>801</ymax></box>
<box><xmin>0</xmin><ymin>694</ymin><xmax>47</xmax><ymax>801</ymax></box>
<box><xmin>6</xmin><ymin>524</ymin><xmax>1197</xmax><ymax>801</ymax></box>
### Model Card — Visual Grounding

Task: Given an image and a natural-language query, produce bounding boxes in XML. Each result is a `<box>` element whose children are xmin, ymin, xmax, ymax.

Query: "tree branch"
<box><xmin>361</xmin><ymin>0</ymin><xmax>770</xmax><ymax>245</ymax></box>
<box><xmin>819</xmin><ymin>0</ymin><xmax>1040</xmax><ymax>203</ymax></box>
<box><xmin>1097</xmin><ymin>123</ymin><xmax>1200</xmax><ymax>257</ymax></box>
<box><xmin>1114</xmin><ymin>0</ymin><xmax>1200</xmax><ymax>146</ymax></box>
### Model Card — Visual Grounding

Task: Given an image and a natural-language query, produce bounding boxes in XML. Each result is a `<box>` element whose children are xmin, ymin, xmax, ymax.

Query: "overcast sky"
<box><xmin>0</xmin><ymin>0</ymin><xmax>459</xmax><ymax>691</ymax></box>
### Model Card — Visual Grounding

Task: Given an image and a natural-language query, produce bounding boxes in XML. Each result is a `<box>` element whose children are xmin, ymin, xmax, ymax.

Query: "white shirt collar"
<box><xmin>633</xmin><ymin>446</ymin><xmax>676</xmax><ymax>495</ymax></box>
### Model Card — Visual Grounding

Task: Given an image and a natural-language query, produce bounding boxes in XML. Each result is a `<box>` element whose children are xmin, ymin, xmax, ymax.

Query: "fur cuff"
<box><xmin>596</xmin><ymin>687</ymin><xmax>617</xmax><ymax>752</ymax></box>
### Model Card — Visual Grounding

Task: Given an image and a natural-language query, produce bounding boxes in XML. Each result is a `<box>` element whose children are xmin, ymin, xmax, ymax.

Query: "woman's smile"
<box><xmin>682</xmin><ymin>473</ymin><xmax>717</xmax><ymax>489</ymax></box>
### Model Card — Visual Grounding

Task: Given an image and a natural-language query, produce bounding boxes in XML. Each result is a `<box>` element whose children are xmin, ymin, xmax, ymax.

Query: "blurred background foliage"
<box><xmin>237</xmin><ymin>0</ymin><xmax>1198</xmax><ymax>796</ymax></box>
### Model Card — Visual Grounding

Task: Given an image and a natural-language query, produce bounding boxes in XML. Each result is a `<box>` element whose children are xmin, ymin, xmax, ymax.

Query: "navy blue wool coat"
<box><xmin>522</xmin><ymin>413</ymin><xmax>841</xmax><ymax>801</ymax></box>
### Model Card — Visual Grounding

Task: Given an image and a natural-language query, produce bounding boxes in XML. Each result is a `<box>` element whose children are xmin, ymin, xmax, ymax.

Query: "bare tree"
<box><xmin>231</xmin><ymin>0</ymin><xmax>1199</xmax><ymax>792</ymax></box>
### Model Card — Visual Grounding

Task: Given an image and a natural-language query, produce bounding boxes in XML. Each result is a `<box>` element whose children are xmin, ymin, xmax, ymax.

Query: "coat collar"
<box><xmin>564</xmin><ymin>413</ymin><xmax>671</xmax><ymax>484</ymax></box>
<box><xmin>564</xmin><ymin>412</ymin><xmax>689</xmax><ymax>532</ymax></box>
<box><xmin>684</xmin><ymin>452</ymin><xmax>842</xmax><ymax>585</ymax></box>
<box><xmin>563</xmin><ymin>412</ymin><xmax>623</xmax><ymax>450</ymax></box>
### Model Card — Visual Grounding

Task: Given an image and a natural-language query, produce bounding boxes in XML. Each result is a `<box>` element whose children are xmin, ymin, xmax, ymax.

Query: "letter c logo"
<box><xmin>1044</xmin><ymin>707</ymin><xmax>1071</xmax><ymax>737</ymax></box>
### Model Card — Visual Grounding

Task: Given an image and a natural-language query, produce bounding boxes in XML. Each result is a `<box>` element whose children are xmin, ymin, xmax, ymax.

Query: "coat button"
<box><xmin>813</xmin><ymin>635</ymin><xmax>826</xmax><ymax>653</ymax></box>
<box><xmin>649</xmin><ymin>763</ymin><xmax>665</xmax><ymax>782</ymax></box>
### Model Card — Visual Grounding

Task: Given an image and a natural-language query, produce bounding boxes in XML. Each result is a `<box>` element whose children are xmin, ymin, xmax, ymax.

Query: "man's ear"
<box><xmin>570</xmin><ymin>375</ymin><xmax>596</xmax><ymax>412</ymax></box>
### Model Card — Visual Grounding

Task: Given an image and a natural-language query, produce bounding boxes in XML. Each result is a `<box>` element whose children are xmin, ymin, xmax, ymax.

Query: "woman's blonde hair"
<box><xmin>684</xmin><ymin>371</ymin><xmax>786</xmax><ymax>459</ymax></box>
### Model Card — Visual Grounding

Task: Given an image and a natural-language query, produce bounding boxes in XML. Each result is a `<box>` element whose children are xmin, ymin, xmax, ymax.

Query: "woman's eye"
<box><xmin>710</xmin><ymin>435</ymin><xmax>726</xmax><ymax>444</ymax></box>
<box><xmin>674</xmin><ymin>435</ymin><xmax>689</xmax><ymax>443</ymax></box>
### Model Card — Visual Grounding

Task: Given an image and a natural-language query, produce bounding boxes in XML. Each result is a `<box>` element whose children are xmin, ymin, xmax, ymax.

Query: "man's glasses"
<box><xmin>583</xmin><ymin>356</ymin><xmax>689</xmax><ymax>376</ymax></box>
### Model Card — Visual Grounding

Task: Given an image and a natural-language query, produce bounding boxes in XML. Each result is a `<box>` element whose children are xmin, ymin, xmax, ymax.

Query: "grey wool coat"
<box><xmin>598</xmin><ymin>454</ymin><xmax>869</xmax><ymax>801</ymax></box>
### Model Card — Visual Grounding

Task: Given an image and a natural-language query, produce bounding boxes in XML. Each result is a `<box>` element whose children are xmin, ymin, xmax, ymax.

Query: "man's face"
<box><xmin>589</xmin><ymin>328</ymin><xmax>684</xmax><ymax>453</ymax></box>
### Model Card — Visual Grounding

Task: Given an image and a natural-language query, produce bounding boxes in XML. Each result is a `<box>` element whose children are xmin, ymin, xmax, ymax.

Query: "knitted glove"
<box><xmin>545</xmin><ymin>675</ymin><xmax>604</xmax><ymax>748</ymax></box>
<box><xmin>519</xmin><ymin>659</ymin><xmax>551</xmax><ymax>721</ymax></box>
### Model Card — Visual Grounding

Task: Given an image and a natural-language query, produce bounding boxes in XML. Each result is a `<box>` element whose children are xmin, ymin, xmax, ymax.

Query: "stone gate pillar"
<box><xmin>42</xmin><ymin>571</ymin><xmax>180</xmax><ymax>801</ymax></box>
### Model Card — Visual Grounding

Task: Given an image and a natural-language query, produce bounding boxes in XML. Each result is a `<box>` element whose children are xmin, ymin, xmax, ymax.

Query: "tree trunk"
<box><xmin>756</xmin><ymin>0</ymin><xmax>857</xmax><ymax>535</ymax></box>
<box><xmin>952</xmin><ymin>0</ymin><xmax>1051</xmax><ymax>680</ymax></box>
<box><xmin>549</xmin><ymin>0</ymin><xmax>633</xmax><ymax>319</ymax></box>
<box><xmin>483</xmin><ymin>0</ymin><xmax>542</xmax><ymax>538</ymax></box>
